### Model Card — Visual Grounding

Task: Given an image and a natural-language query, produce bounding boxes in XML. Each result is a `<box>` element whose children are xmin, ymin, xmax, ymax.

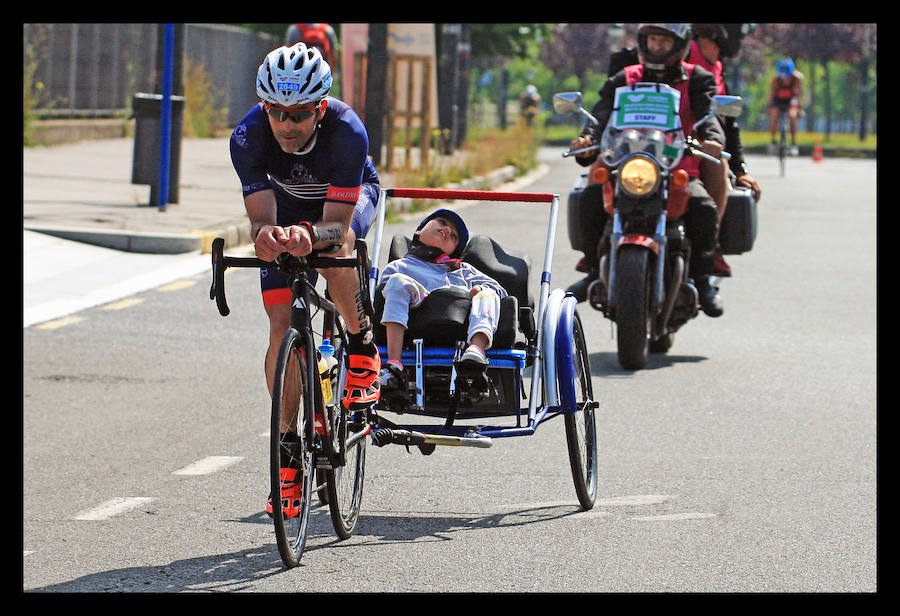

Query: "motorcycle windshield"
<box><xmin>599</xmin><ymin>125</ymin><xmax>685</xmax><ymax>170</ymax></box>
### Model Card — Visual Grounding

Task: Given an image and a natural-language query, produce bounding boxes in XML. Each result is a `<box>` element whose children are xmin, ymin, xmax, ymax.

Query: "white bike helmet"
<box><xmin>256</xmin><ymin>43</ymin><xmax>333</xmax><ymax>107</ymax></box>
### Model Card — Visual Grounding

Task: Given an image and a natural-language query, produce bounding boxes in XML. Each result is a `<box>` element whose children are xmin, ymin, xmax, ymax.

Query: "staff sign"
<box><xmin>611</xmin><ymin>83</ymin><xmax>681</xmax><ymax>130</ymax></box>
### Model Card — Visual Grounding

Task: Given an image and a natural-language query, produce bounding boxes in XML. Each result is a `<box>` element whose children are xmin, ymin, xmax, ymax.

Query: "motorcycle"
<box><xmin>554</xmin><ymin>88</ymin><xmax>746</xmax><ymax>370</ymax></box>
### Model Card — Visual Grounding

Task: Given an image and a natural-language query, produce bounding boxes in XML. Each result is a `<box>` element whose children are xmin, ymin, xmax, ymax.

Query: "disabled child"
<box><xmin>377</xmin><ymin>209</ymin><xmax>508</xmax><ymax>396</ymax></box>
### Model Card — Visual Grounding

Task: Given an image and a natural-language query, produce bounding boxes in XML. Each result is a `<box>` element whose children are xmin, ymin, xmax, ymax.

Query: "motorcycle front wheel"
<box><xmin>615</xmin><ymin>245</ymin><xmax>652</xmax><ymax>370</ymax></box>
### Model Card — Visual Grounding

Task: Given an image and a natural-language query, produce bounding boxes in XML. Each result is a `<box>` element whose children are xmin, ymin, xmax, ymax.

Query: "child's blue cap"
<box><xmin>416</xmin><ymin>209</ymin><xmax>469</xmax><ymax>258</ymax></box>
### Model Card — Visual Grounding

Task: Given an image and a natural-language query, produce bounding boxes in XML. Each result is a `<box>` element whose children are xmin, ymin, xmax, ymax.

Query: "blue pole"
<box><xmin>158</xmin><ymin>23</ymin><xmax>174</xmax><ymax>211</ymax></box>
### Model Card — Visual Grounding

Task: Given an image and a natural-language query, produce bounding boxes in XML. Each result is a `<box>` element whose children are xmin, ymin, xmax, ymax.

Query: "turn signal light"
<box><xmin>592</xmin><ymin>166</ymin><xmax>609</xmax><ymax>185</ymax></box>
<box><xmin>670</xmin><ymin>169</ymin><xmax>689</xmax><ymax>187</ymax></box>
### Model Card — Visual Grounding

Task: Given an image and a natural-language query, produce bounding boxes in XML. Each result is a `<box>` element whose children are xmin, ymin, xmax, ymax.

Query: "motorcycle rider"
<box><xmin>566</xmin><ymin>23</ymin><xmax>726</xmax><ymax>317</ymax></box>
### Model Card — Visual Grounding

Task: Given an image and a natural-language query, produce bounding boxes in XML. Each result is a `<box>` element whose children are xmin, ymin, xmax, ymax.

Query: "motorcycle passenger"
<box><xmin>768</xmin><ymin>58</ymin><xmax>803</xmax><ymax>155</ymax></box>
<box><xmin>230</xmin><ymin>44</ymin><xmax>382</xmax><ymax>516</ymax></box>
<box><xmin>689</xmin><ymin>23</ymin><xmax>762</xmax><ymax>278</ymax></box>
<box><xmin>566</xmin><ymin>23</ymin><xmax>727</xmax><ymax>317</ymax></box>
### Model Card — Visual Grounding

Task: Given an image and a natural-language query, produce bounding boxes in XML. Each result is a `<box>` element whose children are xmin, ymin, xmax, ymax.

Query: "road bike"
<box><xmin>210</xmin><ymin>237</ymin><xmax>372</xmax><ymax>568</ymax></box>
<box><xmin>775</xmin><ymin>104</ymin><xmax>801</xmax><ymax>177</ymax></box>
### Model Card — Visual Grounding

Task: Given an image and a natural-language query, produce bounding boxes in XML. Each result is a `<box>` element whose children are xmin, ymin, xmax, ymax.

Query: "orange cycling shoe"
<box><xmin>266</xmin><ymin>467</ymin><xmax>302</xmax><ymax>519</ymax></box>
<box><xmin>342</xmin><ymin>348</ymin><xmax>381</xmax><ymax>409</ymax></box>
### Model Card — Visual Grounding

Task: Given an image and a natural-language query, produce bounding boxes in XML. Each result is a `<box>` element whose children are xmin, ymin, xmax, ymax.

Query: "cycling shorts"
<box><xmin>770</xmin><ymin>98</ymin><xmax>793</xmax><ymax>112</ymax></box>
<box><xmin>260</xmin><ymin>182</ymin><xmax>380</xmax><ymax>306</ymax></box>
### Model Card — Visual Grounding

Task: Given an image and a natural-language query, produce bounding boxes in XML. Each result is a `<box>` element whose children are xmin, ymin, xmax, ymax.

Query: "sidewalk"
<box><xmin>24</xmin><ymin>137</ymin><xmax>251</xmax><ymax>255</ymax></box>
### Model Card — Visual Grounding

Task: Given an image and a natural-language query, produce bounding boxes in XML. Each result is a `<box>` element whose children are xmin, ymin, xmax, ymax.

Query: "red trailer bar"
<box><xmin>386</xmin><ymin>188</ymin><xmax>556</xmax><ymax>203</ymax></box>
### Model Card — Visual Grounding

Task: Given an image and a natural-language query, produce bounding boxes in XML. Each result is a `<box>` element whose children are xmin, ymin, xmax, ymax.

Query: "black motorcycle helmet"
<box><xmin>692</xmin><ymin>23</ymin><xmax>756</xmax><ymax>59</ymax></box>
<box><xmin>637</xmin><ymin>23</ymin><xmax>692</xmax><ymax>70</ymax></box>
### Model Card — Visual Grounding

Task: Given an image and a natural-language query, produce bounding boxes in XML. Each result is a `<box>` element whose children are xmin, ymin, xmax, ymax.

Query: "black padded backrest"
<box><xmin>388</xmin><ymin>235</ymin><xmax>412</xmax><ymax>262</ymax></box>
<box><xmin>461</xmin><ymin>235</ymin><xmax>533</xmax><ymax>309</ymax></box>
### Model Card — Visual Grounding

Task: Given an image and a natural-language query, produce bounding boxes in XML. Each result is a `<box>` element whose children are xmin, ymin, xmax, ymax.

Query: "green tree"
<box><xmin>539</xmin><ymin>24</ymin><xmax>632</xmax><ymax>95</ymax></box>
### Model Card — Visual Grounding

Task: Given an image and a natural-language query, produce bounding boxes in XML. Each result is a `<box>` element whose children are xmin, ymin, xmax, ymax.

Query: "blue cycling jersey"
<box><xmin>230</xmin><ymin>96</ymin><xmax>379</xmax><ymax>226</ymax></box>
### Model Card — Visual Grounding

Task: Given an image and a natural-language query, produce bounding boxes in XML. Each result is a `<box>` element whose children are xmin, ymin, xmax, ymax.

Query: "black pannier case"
<box><xmin>719</xmin><ymin>186</ymin><xmax>757</xmax><ymax>255</ymax></box>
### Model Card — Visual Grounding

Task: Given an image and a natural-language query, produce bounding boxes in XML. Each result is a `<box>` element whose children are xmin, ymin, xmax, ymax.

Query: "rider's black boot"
<box><xmin>695</xmin><ymin>275</ymin><xmax>724</xmax><ymax>317</ymax></box>
<box><xmin>566</xmin><ymin>271</ymin><xmax>598</xmax><ymax>303</ymax></box>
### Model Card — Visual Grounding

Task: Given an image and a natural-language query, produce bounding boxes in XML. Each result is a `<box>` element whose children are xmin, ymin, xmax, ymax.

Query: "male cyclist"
<box><xmin>230</xmin><ymin>44</ymin><xmax>381</xmax><ymax>517</ymax></box>
<box><xmin>566</xmin><ymin>24</ymin><xmax>727</xmax><ymax>317</ymax></box>
<box><xmin>768</xmin><ymin>58</ymin><xmax>802</xmax><ymax>155</ymax></box>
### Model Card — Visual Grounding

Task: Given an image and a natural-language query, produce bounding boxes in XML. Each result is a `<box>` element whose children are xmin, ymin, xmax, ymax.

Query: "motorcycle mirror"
<box><xmin>553</xmin><ymin>91</ymin><xmax>583</xmax><ymax>114</ymax></box>
<box><xmin>713</xmin><ymin>95</ymin><xmax>743</xmax><ymax>118</ymax></box>
<box><xmin>692</xmin><ymin>95</ymin><xmax>745</xmax><ymax>132</ymax></box>
<box><xmin>553</xmin><ymin>91</ymin><xmax>599</xmax><ymax>125</ymax></box>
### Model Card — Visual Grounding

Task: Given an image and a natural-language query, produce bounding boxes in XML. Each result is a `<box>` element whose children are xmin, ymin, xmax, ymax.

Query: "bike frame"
<box><xmin>778</xmin><ymin>110</ymin><xmax>790</xmax><ymax>177</ymax></box>
<box><xmin>209</xmin><ymin>239</ymin><xmax>368</xmax><ymax>468</ymax></box>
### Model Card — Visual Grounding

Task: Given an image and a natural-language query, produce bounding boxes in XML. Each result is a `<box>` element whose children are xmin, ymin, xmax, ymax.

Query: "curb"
<box><xmin>24</xmin><ymin>217</ymin><xmax>252</xmax><ymax>255</ymax></box>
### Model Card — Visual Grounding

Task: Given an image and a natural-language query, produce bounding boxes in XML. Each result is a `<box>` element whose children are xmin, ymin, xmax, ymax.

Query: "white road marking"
<box><xmin>73</xmin><ymin>497</ymin><xmax>154</xmax><ymax>521</ymax></box>
<box><xmin>632</xmin><ymin>512</ymin><xmax>717</xmax><ymax>522</ymax></box>
<box><xmin>172</xmin><ymin>456</ymin><xmax>244</xmax><ymax>476</ymax></box>
<box><xmin>597</xmin><ymin>495</ymin><xmax>671</xmax><ymax>506</ymax></box>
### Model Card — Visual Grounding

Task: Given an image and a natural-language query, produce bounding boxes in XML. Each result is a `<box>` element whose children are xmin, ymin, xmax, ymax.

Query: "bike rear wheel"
<box><xmin>779</xmin><ymin>116</ymin><xmax>788</xmax><ymax>177</ymax></box>
<box><xmin>270</xmin><ymin>328</ymin><xmax>314</xmax><ymax>568</ymax></box>
<box><xmin>564</xmin><ymin>311</ymin><xmax>598</xmax><ymax>509</ymax></box>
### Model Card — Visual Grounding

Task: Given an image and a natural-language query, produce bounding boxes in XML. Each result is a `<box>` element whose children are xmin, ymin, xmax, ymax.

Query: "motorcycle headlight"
<box><xmin>619</xmin><ymin>157</ymin><xmax>660</xmax><ymax>197</ymax></box>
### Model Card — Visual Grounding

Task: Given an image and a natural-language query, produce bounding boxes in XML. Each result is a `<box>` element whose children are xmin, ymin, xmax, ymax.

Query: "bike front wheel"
<box><xmin>325</xmin><ymin>412</ymin><xmax>366</xmax><ymax>539</ymax></box>
<box><xmin>270</xmin><ymin>328</ymin><xmax>315</xmax><ymax>568</ymax></box>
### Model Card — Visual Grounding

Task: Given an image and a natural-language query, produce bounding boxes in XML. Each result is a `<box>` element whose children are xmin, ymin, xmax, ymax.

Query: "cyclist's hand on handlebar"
<box><xmin>254</xmin><ymin>224</ymin><xmax>290</xmax><ymax>262</ymax></box>
<box><xmin>279</xmin><ymin>224</ymin><xmax>315</xmax><ymax>257</ymax></box>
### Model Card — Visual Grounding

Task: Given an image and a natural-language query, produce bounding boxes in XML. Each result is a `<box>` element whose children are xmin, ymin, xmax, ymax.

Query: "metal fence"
<box><xmin>24</xmin><ymin>23</ymin><xmax>280</xmax><ymax>127</ymax></box>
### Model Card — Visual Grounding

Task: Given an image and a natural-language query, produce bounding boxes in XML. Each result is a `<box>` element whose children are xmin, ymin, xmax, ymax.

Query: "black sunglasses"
<box><xmin>264</xmin><ymin>103</ymin><xmax>319</xmax><ymax>123</ymax></box>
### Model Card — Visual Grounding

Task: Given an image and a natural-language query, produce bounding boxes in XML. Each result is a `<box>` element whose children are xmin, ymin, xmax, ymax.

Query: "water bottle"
<box><xmin>318</xmin><ymin>339</ymin><xmax>338</xmax><ymax>407</ymax></box>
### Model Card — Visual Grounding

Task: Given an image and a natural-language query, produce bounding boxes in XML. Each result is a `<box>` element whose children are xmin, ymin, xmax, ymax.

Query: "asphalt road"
<box><xmin>23</xmin><ymin>148</ymin><xmax>876</xmax><ymax>593</ymax></box>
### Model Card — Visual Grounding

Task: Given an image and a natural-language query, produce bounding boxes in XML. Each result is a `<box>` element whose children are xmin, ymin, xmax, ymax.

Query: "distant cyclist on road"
<box><xmin>768</xmin><ymin>58</ymin><xmax>803</xmax><ymax>156</ymax></box>
<box><xmin>230</xmin><ymin>44</ymin><xmax>382</xmax><ymax>517</ymax></box>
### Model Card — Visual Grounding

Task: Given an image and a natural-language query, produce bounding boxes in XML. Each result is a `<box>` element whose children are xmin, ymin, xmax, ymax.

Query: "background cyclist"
<box><xmin>230</xmin><ymin>43</ymin><xmax>383</xmax><ymax>429</ymax></box>
<box><xmin>768</xmin><ymin>57</ymin><xmax>803</xmax><ymax>155</ymax></box>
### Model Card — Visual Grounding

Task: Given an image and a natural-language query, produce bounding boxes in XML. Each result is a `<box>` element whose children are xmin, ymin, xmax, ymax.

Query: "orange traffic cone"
<box><xmin>813</xmin><ymin>140</ymin><xmax>823</xmax><ymax>162</ymax></box>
